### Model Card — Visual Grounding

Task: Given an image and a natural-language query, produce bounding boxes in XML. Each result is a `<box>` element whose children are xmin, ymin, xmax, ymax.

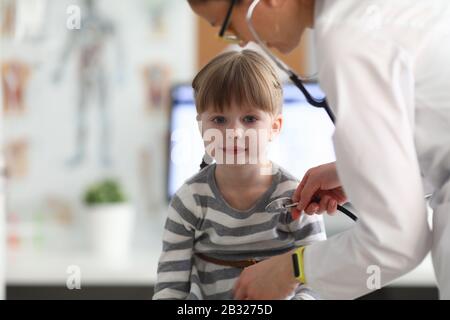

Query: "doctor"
<box><xmin>188</xmin><ymin>0</ymin><xmax>450</xmax><ymax>299</ymax></box>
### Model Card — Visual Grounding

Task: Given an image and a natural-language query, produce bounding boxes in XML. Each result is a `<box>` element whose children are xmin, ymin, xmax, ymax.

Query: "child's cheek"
<box><xmin>247</xmin><ymin>130</ymin><xmax>270</xmax><ymax>160</ymax></box>
<box><xmin>202</xmin><ymin>127</ymin><xmax>226</xmax><ymax>161</ymax></box>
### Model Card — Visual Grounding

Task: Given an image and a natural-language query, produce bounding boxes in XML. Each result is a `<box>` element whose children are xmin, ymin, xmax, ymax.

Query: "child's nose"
<box><xmin>227</xmin><ymin>128</ymin><xmax>244</xmax><ymax>140</ymax></box>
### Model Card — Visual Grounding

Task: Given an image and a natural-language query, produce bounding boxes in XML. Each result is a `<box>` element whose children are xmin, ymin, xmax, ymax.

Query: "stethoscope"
<box><xmin>246</xmin><ymin>0</ymin><xmax>335</xmax><ymax>122</ymax></box>
<box><xmin>245</xmin><ymin>0</ymin><xmax>357</xmax><ymax>221</ymax></box>
<box><xmin>247</xmin><ymin>0</ymin><xmax>434</xmax><ymax>222</ymax></box>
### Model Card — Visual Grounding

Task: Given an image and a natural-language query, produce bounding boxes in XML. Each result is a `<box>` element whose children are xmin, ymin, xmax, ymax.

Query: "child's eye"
<box><xmin>212</xmin><ymin>116</ymin><xmax>226</xmax><ymax>124</ymax></box>
<box><xmin>243</xmin><ymin>116</ymin><xmax>257</xmax><ymax>123</ymax></box>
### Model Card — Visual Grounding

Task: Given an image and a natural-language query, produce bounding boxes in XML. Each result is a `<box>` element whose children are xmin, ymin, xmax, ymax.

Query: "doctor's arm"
<box><xmin>234</xmin><ymin>28</ymin><xmax>432</xmax><ymax>300</ymax></box>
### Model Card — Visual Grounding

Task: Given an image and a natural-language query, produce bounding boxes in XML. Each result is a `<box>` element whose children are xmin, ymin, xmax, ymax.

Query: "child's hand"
<box><xmin>291</xmin><ymin>162</ymin><xmax>347</xmax><ymax>219</ymax></box>
<box><xmin>234</xmin><ymin>249</ymin><xmax>298</xmax><ymax>300</ymax></box>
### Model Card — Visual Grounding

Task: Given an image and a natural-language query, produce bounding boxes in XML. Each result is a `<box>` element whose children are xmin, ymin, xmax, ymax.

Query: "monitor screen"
<box><xmin>167</xmin><ymin>83</ymin><xmax>336</xmax><ymax>199</ymax></box>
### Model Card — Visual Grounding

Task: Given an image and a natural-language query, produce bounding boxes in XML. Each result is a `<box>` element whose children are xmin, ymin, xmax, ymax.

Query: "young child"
<box><xmin>153</xmin><ymin>50</ymin><xmax>326</xmax><ymax>300</ymax></box>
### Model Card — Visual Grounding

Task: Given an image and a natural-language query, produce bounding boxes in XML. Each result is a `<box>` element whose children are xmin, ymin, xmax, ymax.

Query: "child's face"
<box><xmin>198</xmin><ymin>104</ymin><xmax>282</xmax><ymax>165</ymax></box>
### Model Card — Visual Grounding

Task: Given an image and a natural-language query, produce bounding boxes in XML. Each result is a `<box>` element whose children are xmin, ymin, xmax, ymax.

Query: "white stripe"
<box><xmin>162</xmin><ymin>229</ymin><xmax>192</xmax><ymax>242</ymax></box>
<box><xmin>291</xmin><ymin>213</ymin><xmax>325</xmax><ymax>230</ymax></box>
<box><xmin>200</xmin><ymin>206</ymin><xmax>275</xmax><ymax>228</ymax></box>
<box><xmin>165</xmin><ymin>206</ymin><xmax>196</xmax><ymax>232</ymax></box>
<box><xmin>189</xmin><ymin>182</ymin><xmax>215</xmax><ymax>197</ymax></box>
<box><xmin>159</xmin><ymin>248</ymin><xmax>192</xmax><ymax>262</ymax></box>
<box><xmin>195</xmin><ymin>230</ymin><xmax>294</xmax><ymax>250</ymax></box>
<box><xmin>271</xmin><ymin>180</ymin><xmax>298</xmax><ymax>198</ymax></box>
<box><xmin>153</xmin><ymin>288</ymin><xmax>187</xmax><ymax>300</ymax></box>
<box><xmin>188</xmin><ymin>281</ymin><xmax>203</xmax><ymax>298</ymax></box>
<box><xmin>157</xmin><ymin>270</ymin><xmax>191</xmax><ymax>283</ymax></box>
<box><xmin>195</xmin><ymin>277</ymin><xmax>236</xmax><ymax>296</ymax></box>
<box><xmin>174</xmin><ymin>184</ymin><xmax>199</xmax><ymax>215</ymax></box>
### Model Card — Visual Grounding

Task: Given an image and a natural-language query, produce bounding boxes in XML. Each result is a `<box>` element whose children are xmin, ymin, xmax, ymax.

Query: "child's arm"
<box><xmin>153</xmin><ymin>188</ymin><xmax>198</xmax><ymax>300</ymax></box>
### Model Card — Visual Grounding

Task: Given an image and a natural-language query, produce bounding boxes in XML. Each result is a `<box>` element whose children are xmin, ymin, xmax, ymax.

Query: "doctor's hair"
<box><xmin>192</xmin><ymin>49</ymin><xmax>283</xmax><ymax>169</ymax></box>
<box><xmin>192</xmin><ymin>49</ymin><xmax>283</xmax><ymax>115</ymax></box>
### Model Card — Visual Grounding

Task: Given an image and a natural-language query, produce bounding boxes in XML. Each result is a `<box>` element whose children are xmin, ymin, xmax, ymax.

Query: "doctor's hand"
<box><xmin>292</xmin><ymin>162</ymin><xmax>347</xmax><ymax>219</ymax></box>
<box><xmin>233</xmin><ymin>250</ymin><xmax>298</xmax><ymax>300</ymax></box>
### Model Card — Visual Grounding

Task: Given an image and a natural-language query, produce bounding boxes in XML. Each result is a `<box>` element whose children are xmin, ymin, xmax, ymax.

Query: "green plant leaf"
<box><xmin>83</xmin><ymin>179</ymin><xmax>127</xmax><ymax>206</ymax></box>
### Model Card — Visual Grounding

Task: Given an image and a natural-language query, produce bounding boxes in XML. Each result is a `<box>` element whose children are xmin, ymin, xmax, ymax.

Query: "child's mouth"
<box><xmin>222</xmin><ymin>147</ymin><xmax>247</xmax><ymax>155</ymax></box>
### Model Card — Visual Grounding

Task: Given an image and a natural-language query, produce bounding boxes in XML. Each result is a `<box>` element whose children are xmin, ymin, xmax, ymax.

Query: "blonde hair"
<box><xmin>192</xmin><ymin>50</ymin><xmax>283</xmax><ymax>115</ymax></box>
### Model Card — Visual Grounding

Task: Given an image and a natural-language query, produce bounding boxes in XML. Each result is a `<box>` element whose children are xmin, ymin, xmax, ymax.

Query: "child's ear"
<box><xmin>270</xmin><ymin>114</ymin><xmax>283</xmax><ymax>141</ymax></box>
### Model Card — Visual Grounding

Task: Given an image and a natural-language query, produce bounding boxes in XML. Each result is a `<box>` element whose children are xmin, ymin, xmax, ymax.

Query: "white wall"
<box><xmin>1</xmin><ymin>0</ymin><xmax>196</xmax><ymax>253</ymax></box>
<box><xmin>0</xmin><ymin>72</ymin><xmax>5</xmax><ymax>299</ymax></box>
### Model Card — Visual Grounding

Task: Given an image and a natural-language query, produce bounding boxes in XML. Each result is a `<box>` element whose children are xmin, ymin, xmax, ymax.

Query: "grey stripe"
<box><xmin>203</xmin><ymin>289</ymin><xmax>234</xmax><ymax>300</ymax></box>
<box><xmin>193</xmin><ymin>194</ymin><xmax>268</xmax><ymax>218</ymax></box>
<box><xmin>268</xmin><ymin>189</ymin><xmax>295</xmax><ymax>203</ymax></box>
<box><xmin>187</xmin><ymin>280</ymin><xmax>203</xmax><ymax>300</ymax></box>
<box><xmin>154</xmin><ymin>281</ymin><xmax>190</xmax><ymax>295</ymax></box>
<box><xmin>158</xmin><ymin>259</ymin><xmax>192</xmax><ymax>273</ymax></box>
<box><xmin>198</xmin><ymin>215</ymin><xmax>279</xmax><ymax>237</ymax></box>
<box><xmin>277</xmin><ymin>229</ymin><xmax>290</xmax><ymax>241</ymax></box>
<box><xmin>186</xmin><ymin>292</ymin><xmax>200</xmax><ymax>300</ymax></box>
<box><xmin>165</xmin><ymin>218</ymin><xmax>193</xmax><ymax>237</ymax></box>
<box><xmin>277</xmin><ymin>211</ymin><xmax>294</xmax><ymax>225</ymax></box>
<box><xmin>194</xmin><ymin>232</ymin><xmax>298</xmax><ymax>257</ymax></box>
<box><xmin>190</xmin><ymin>274</ymin><xmax>234</xmax><ymax>300</ymax></box>
<box><xmin>197</xmin><ymin>268</ymin><xmax>242</xmax><ymax>284</ymax></box>
<box><xmin>293</xmin><ymin>221</ymin><xmax>324</xmax><ymax>240</ymax></box>
<box><xmin>163</xmin><ymin>239</ymin><xmax>193</xmax><ymax>251</ymax></box>
<box><xmin>186</xmin><ymin>164</ymin><xmax>212</xmax><ymax>185</ymax></box>
<box><xmin>195</xmin><ymin>212</ymin><xmax>301</xmax><ymax>237</ymax></box>
<box><xmin>279</xmin><ymin>173</ymin><xmax>298</xmax><ymax>184</ymax></box>
<box><xmin>202</xmin><ymin>245</ymin><xmax>295</xmax><ymax>261</ymax></box>
<box><xmin>170</xmin><ymin>194</ymin><xmax>200</xmax><ymax>229</ymax></box>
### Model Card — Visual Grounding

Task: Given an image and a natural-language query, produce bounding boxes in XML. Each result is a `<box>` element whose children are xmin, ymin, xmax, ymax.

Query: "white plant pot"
<box><xmin>86</xmin><ymin>203</ymin><xmax>135</xmax><ymax>261</ymax></box>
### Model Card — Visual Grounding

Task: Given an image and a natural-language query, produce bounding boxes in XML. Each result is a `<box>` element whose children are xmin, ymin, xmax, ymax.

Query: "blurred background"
<box><xmin>0</xmin><ymin>0</ymin><xmax>438</xmax><ymax>299</ymax></box>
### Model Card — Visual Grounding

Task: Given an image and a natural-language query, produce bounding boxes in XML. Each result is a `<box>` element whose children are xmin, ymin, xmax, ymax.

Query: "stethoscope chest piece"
<box><xmin>266</xmin><ymin>196</ymin><xmax>359</xmax><ymax>222</ymax></box>
<box><xmin>265</xmin><ymin>197</ymin><xmax>297</xmax><ymax>214</ymax></box>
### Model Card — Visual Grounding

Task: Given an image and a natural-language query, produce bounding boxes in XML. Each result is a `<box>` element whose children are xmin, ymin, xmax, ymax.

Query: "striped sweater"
<box><xmin>153</xmin><ymin>163</ymin><xmax>327</xmax><ymax>300</ymax></box>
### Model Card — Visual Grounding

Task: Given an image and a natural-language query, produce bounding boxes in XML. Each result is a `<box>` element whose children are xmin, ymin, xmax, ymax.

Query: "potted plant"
<box><xmin>83</xmin><ymin>179</ymin><xmax>135</xmax><ymax>261</ymax></box>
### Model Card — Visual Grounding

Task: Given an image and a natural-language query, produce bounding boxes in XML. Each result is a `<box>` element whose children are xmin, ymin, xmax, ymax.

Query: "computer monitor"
<box><xmin>167</xmin><ymin>83</ymin><xmax>336</xmax><ymax>199</ymax></box>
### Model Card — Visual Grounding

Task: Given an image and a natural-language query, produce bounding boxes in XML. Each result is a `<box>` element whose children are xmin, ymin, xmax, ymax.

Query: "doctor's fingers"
<box><xmin>296</xmin><ymin>180</ymin><xmax>320</xmax><ymax>213</ymax></box>
<box><xmin>291</xmin><ymin>207</ymin><xmax>301</xmax><ymax>219</ymax></box>
<box><xmin>303</xmin><ymin>196</ymin><xmax>337</xmax><ymax>215</ymax></box>
<box><xmin>292</xmin><ymin>171</ymin><xmax>310</xmax><ymax>203</ymax></box>
<box><xmin>330</xmin><ymin>187</ymin><xmax>348</xmax><ymax>204</ymax></box>
<box><xmin>319</xmin><ymin>195</ymin><xmax>338</xmax><ymax>214</ymax></box>
<box><xmin>304</xmin><ymin>203</ymin><xmax>319</xmax><ymax>215</ymax></box>
<box><xmin>327</xmin><ymin>198</ymin><xmax>338</xmax><ymax>214</ymax></box>
<box><xmin>233</xmin><ymin>277</ymin><xmax>247</xmax><ymax>300</ymax></box>
<box><xmin>317</xmin><ymin>195</ymin><xmax>331</xmax><ymax>213</ymax></box>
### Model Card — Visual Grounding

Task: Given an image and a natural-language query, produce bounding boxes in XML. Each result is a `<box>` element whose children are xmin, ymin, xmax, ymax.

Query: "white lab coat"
<box><xmin>304</xmin><ymin>0</ymin><xmax>450</xmax><ymax>299</ymax></box>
